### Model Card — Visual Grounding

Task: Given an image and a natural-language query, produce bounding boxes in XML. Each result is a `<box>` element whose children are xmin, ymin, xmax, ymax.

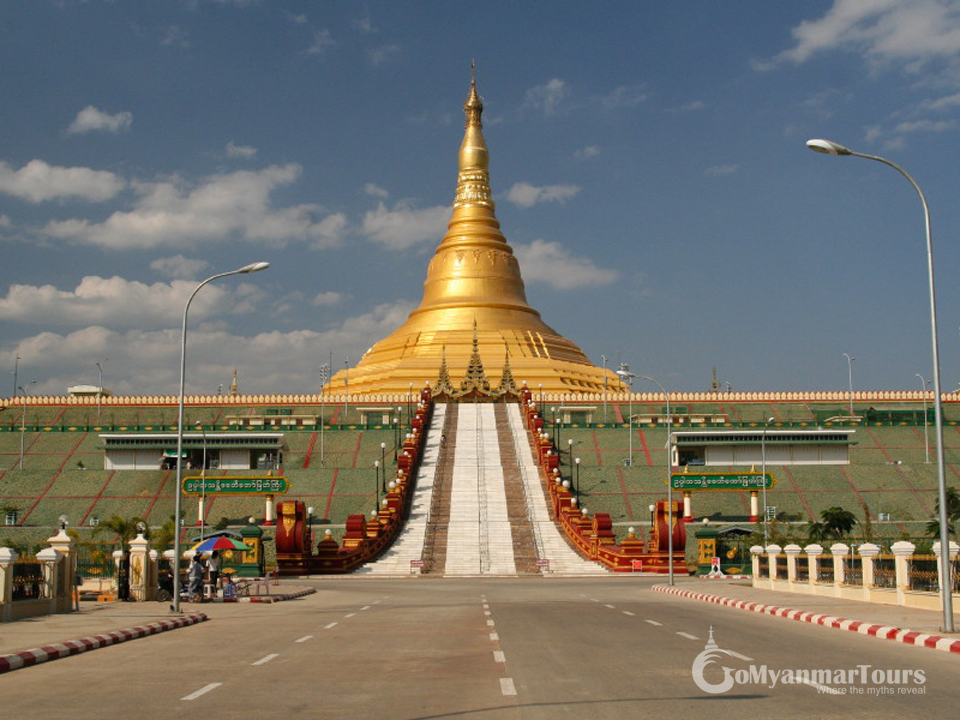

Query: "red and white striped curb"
<box><xmin>652</xmin><ymin>585</ymin><xmax>960</xmax><ymax>655</ymax></box>
<box><xmin>0</xmin><ymin>612</ymin><xmax>208</xmax><ymax>674</ymax></box>
<box><xmin>221</xmin><ymin>587</ymin><xmax>316</xmax><ymax>604</ymax></box>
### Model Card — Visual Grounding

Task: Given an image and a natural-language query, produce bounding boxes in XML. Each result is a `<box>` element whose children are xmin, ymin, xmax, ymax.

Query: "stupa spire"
<box><xmin>325</xmin><ymin>67</ymin><xmax>617</xmax><ymax>396</ymax></box>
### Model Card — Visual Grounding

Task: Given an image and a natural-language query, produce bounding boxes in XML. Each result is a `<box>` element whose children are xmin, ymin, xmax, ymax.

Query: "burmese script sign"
<box><xmin>670</xmin><ymin>473</ymin><xmax>774</xmax><ymax>491</ymax></box>
<box><xmin>183</xmin><ymin>475</ymin><xmax>289</xmax><ymax>495</ymax></box>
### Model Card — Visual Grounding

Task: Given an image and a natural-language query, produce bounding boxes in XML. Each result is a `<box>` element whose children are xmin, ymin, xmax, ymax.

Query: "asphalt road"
<box><xmin>2</xmin><ymin>577</ymin><xmax>956</xmax><ymax>719</ymax></box>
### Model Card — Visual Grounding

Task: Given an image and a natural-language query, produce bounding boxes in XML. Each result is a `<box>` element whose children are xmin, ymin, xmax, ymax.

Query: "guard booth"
<box><xmin>694</xmin><ymin>525</ymin><xmax>754</xmax><ymax>576</ymax></box>
<box><xmin>227</xmin><ymin>523</ymin><xmax>266</xmax><ymax>578</ymax></box>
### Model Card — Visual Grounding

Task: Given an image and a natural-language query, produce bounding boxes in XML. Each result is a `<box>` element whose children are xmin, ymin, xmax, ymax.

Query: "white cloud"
<box><xmin>306</xmin><ymin>29</ymin><xmax>335</xmax><ymax>55</ymax></box>
<box><xmin>574</xmin><ymin>146</ymin><xmax>600</xmax><ymax>160</ymax></box>
<box><xmin>679</xmin><ymin>100</ymin><xmax>706</xmax><ymax>112</ymax></box>
<box><xmin>598</xmin><ymin>84</ymin><xmax>647</xmax><ymax>110</ymax></box>
<box><xmin>311</xmin><ymin>291</ymin><xmax>344</xmax><ymax>306</ymax></box>
<box><xmin>703</xmin><ymin>164</ymin><xmax>738</xmax><ymax>177</ymax></box>
<box><xmin>513</xmin><ymin>240</ymin><xmax>618</xmax><ymax>290</ymax></box>
<box><xmin>226</xmin><ymin>141</ymin><xmax>257</xmax><ymax>158</ymax></box>
<box><xmin>922</xmin><ymin>91</ymin><xmax>960</xmax><ymax>110</ymax></box>
<box><xmin>0</xmin><ymin>214</ymin><xmax>10</xmax><ymax>228</ymax></box>
<box><xmin>0</xmin><ymin>276</ymin><xmax>261</xmax><ymax>329</ymax></box>
<box><xmin>5</xmin><ymin>301</ymin><xmax>414</xmax><ymax>396</ymax></box>
<box><xmin>67</xmin><ymin>105</ymin><xmax>133</xmax><ymax>135</ymax></box>
<box><xmin>893</xmin><ymin>119</ymin><xmax>958</xmax><ymax>133</ymax></box>
<box><xmin>364</xmin><ymin>183</ymin><xmax>389</xmax><ymax>198</ymax></box>
<box><xmin>0</xmin><ymin>159</ymin><xmax>125</xmax><ymax>203</ymax></box>
<box><xmin>42</xmin><ymin>164</ymin><xmax>346</xmax><ymax>250</ymax></box>
<box><xmin>505</xmin><ymin>182</ymin><xmax>580</xmax><ymax>209</ymax></box>
<box><xmin>150</xmin><ymin>255</ymin><xmax>212</xmax><ymax>280</ymax></box>
<box><xmin>769</xmin><ymin>0</ymin><xmax>960</xmax><ymax>67</ymax></box>
<box><xmin>523</xmin><ymin>79</ymin><xmax>569</xmax><ymax>116</ymax></box>
<box><xmin>361</xmin><ymin>201</ymin><xmax>449</xmax><ymax>250</ymax></box>
<box><xmin>368</xmin><ymin>44</ymin><xmax>401</xmax><ymax>66</ymax></box>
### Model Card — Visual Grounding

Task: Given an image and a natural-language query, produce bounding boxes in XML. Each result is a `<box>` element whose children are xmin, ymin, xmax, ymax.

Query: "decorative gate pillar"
<box><xmin>784</xmin><ymin>544</ymin><xmax>802</xmax><ymax>583</ymax></box>
<box><xmin>857</xmin><ymin>543</ymin><xmax>880</xmax><ymax>601</ymax></box>
<box><xmin>47</xmin><ymin>527</ymin><xmax>77</xmax><ymax>612</ymax></box>
<box><xmin>765</xmin><ymin>544</ymin><xmax>782</xmax><ymax>581</ymax></box>
<box><xmin>682</xmin><ymin>492</ymin><xmax>692</xmax><ymax>522</ymax></box>
<box><xmin>749</xmin><ymin>491</ymin><xmax>759</xmax><ymax>522</ymax></box>
<box><xmin>803</xmin><ymin>544</ymin><xmax>823</xmax><ymax>586</ymax></box>
<box><xmin>36</xmin><ymin>547</ymin><xmax>62</xmax><ymax>615</ymax></box>
<box><xmin>128</xmin><ymin>532</ymin><xmax>151</xmax><ymax>601</ymax></box>
<box><xmin>830</xmin><ymin>543</ymin><xmax>849</xmax><ymax>592</ymax></box>
<box><xmin>0</xmin><ymin>547</ymin><xmax>18</xmax><ymax>622</ymax></box>
<box><xmin>891</xmin><ymin>540</ymin><xmax>916</xmax><ymax>605</ymax></box>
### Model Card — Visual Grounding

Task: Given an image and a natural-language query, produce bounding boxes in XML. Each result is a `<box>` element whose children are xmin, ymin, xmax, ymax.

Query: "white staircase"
<box><xmin>444</xmin><ymin>404</ymin><xmax>516</xmax><ymax>575</ymax></box>
<box><xmin>506</xmin><ymin>404</ymin><xmax>607</xmax><ymax>575</ymax></box>
<box><xmin>354</xmin><ymin>404</ymin><xmax>446</xmax><ymax>575</ymax></box>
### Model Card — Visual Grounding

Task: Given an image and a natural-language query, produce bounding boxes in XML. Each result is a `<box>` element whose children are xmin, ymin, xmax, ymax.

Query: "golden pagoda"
<box><xmin>327</xmin><ymin>69</ymin><xmax>619</xmax><ymax>397</ymax></box>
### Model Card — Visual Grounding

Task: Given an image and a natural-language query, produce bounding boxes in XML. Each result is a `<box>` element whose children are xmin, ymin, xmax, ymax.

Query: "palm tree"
<box><xmin>807</xmin><ymin>506</ymin><xmax>857</xmax><ymax>542</ymax></box>
<box><xmin>926</xmin><ymin>486</ymin><xmax>960</xmax><ymax>539</ymax></box>
<box><xmin>91</xmin><ymin>514</ymin><xmax>148</xmax><ymax>550</ymax></box>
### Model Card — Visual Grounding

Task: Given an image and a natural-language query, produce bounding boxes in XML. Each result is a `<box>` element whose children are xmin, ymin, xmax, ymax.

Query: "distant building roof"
<box><xmin>67</xmin><ymin>385</ymin><xmax>112</xmax><ymax>397</ymax></box>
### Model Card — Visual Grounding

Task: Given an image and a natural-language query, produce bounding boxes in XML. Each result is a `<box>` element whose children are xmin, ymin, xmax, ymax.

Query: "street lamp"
<box><xmin>380</xmin><ymin>442</ymin><xmax>387</xmax><ymax>492</ymax></box>
<box><xmin>195</xmin><ymin>421</ymin><xmax>207</xmax><ymax>538</ymax></box>
<box><xmin>638</xmin><ymin>374</ymin><xmax>673</xmax><ymax>586</ymax></box>
<box><xmin>615</xmin><ymin>364</ymin><xmax>635</xmax><ymax>466</ymax></box>
<box><xmin>917</xmin><ymin>373</ymin><xmax>930</xmax><ymax>464</ymax></box>
<box><xmin>842</xmin><ymin>353</ymin><xmax>855</xmax><ymax>418</ymax></box>
<box><xmin>18</xmin><ymin>380</ymin><xmax>35</xmax><ymax>469</ymax></box>
<box><xmin>601</xmin><ymin>354</ymin><xmax>608</xmax><ymax>421</ymax></box>
<box><xmin>374</xmin><ymin>460</ymin><xmax>380</xmax><ymax>503</ymax></box>
<box><xmin>761</xmin><ymin>416</ymin><xmax>775</xmax><ymax>545</ymax></box>
<box><xmin>172</xmin><ymin>261</ymin><xmax>269</xmax><ymax>614</ymax></box>
<box><xmin>574</xmin><ymin>457</ymin><xmax>581</xmax><ymax>499</ymax></box>
<box><xmin>319</xmin><ymin>362</ymin><xmax>329</xmax><ymax>467</ymax></box>
<box><xmin>95</xmin><ymin>359</ymin><xmax>107</xmax><ymax>420</ymax></box>
<box><xmin>807</xmin><ymin>137</ymin><xmax>953</xmax><ymax>632</ymax></box>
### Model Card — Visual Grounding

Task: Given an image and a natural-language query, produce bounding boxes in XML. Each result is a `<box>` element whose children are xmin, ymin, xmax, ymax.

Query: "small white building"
<box><xmin>99</xmin><ymin>432</ymin><xmax>285</xmax><ymax>471</ymax></box>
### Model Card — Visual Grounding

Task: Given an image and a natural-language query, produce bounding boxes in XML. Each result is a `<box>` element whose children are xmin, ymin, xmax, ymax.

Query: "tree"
<box><xmin>806</xmin><ymin>506</ymin><xmax>857</xmax><ymax>542</ymax></box>
<box><xmin>926</xmin><ymin>486</ymin><xmax>960</xmax><ymax>539</ymax></box>
<box><xmin>91</xmin><ymin>514</ymin><xmax>148</xmax><ymax>550</ymax></box>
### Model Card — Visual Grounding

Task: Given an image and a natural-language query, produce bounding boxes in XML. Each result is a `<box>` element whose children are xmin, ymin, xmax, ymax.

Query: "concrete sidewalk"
<box><xmin>0</xmin><ymin>586</ymin><xmax>316</xmax><ymax>672</ymax></box>
<box><xmin>654</xmin><ymin>576</ymin><xmax>960</xmax><ymax>654</ymax></box>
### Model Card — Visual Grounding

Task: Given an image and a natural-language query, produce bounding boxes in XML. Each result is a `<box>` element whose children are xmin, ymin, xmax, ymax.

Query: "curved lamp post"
<box><xmin>638</xmin><ymin>374</ymin><xmax>673</xmax><ymax>586</ymax></box>
<box><xmin>761</xmin><ymin>416</ymin><xmax>775</xmax><ymax>544</ymax></box>
<box><xmin>842</xmin><ymin>353</ymin><xmax>855</xmax><ymax>418</ymax></box>
<box><xmin>806</xmin><ymin>138</ymin><xmax>953</xmax><ymax>632</ymax></box>
<box><xmin>172</xmin><ymin>261</ymin><xmax>269</xmax><ymax>613</ymax></box>
<box><xmin>916</xmin><ymin>373</ymin><xmax>930</xmax><ymax>464</ymax></box>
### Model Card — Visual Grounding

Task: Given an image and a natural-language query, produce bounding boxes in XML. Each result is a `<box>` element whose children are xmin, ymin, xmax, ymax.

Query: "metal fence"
<box><xmin>11</xmin><ymin>557</ymin><xmax>44</xmax><ymax>601</ymax></box>
<box><xmin>873</xmin><ymin>555</ymin><xmax>897</xmax><ymax>589</ymax></box>
<box><xmin>843</xmin><ymin>555</ymin><xmax>862</xmax><ymax>586</ymax></box>
<box><xmin>817</xmin><ymin>562</ymin><xmax>834</xmax><ymax>584</ymax></box>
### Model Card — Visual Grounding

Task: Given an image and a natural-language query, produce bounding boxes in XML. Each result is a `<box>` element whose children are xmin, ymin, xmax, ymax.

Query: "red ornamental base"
<box><xmin>262</xmin><ymin>520</ymin><xmax>275</xmax><ymax>526</ymax></box>
<box><xmin>749</xmin><ymin>515</ymin><xmax>758</xmax><ymax>522</ymax></box>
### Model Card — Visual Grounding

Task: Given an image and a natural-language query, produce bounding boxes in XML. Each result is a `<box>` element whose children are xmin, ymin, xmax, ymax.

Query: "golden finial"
<box><xmin>464</xmin><ymin>60</ymin><xmax>483</xmax><ymax>128</ymax></box>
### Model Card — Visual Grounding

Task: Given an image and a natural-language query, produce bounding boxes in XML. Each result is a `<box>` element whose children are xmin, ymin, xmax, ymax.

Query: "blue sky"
<box><xmin>3</xmin><ymin>0</ymin><xmax>960</xmax><ymax>397</ymax></box>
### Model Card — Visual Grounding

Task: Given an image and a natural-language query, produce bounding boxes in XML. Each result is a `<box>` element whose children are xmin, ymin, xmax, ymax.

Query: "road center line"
<box><xmin>182</xmin><ymin>683</ymin><xmax>222</xmax><ymax>701</ymax></box>
<box><xmin>345</xmin><ymin>613</ymin><xmax>356</xmax><ymax>618</ymax></box>
<box><xmin>494</xmin><ymin>651</ymin><xmax>506</xmax><ymax>663</ymax></box>
<box><xmin>252</xmin><ymin>653</ymin><xmax>279</xmax><ymax>666</ymax></box>
<box><xmin>676</xmin><ymin>632</ymin><xmax>699</xmax><ymax>640</ymax></box>
<box><xmin>324</xmin><ymin>622</ymin><xmax>338</xmax><ymax>629</ymax></box>
<box><xmin>487</xmin><ymin>619</ymin><xmax>495</xmax><ymax>627</ymax></box>
<box><xmin>361</xmin><ymin>605</ymin><xmax>371</xmax><ymax>611</ymax></box>
<box><xmin>490</xmin><ymin>632</ymin><xmax>499</xmax><ymax>641</ymax></box>
<box><xmin>500</xmin><ymin>678</ymin><xmax>517</xmax><ymax>696</ymax></box>
<box><xmin>645</xmin><ymin>620</ymin><xmax>662</xmax><ymax>626</ymax></box>
<box><xmin>295</xmin><ymin>635</ymin><xmax>313</xmax><ymax>643</ymax></box>
<box><xmin>726</xmin><ymin>650</ymin><xmax>754</xmax><ymax>662</ymax></box>
<box><xmin>604</xmin><ymin>604</ymin><xmax>616</xmax><ymax>609</ymax></box>
<box><xmin>622</xmin><ymin>611</ymin><xmax>635</xmax><ymax>616</ymax></box>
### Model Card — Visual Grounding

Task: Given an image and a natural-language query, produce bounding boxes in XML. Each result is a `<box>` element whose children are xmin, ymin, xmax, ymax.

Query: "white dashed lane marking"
<box><xmin>324</xmin><ymin>622</ymin><xmax>338</xmax><ymax>630</ymax></box>
<box><xmin>252</xmin><ymin>653</ymin><xmax>279</xmax><ymax>666</ymax></box>
<box><xmin>295</xmin><ymin>635</ymin><xmax>313</xmax><ymax>643</ymax></box>
<box><xmin>676</xmin><ymin>632</ymin><xmax>699</xmax><ymax>640</ymax></box>
<box><xmin>645</xmin><ymin>620</ymin><xmax>663</xmax><ymax>626</ymax></box>
<box><xmin>494</xmin><ymin>651</ymin><xmax>505</xmax><ymax>663</ymax></box>
<box><xmin>182</xmin><ymin>683</ymin><xmax>221</xmax><ymax>701</ymax></box>
<box><xmin>500</xmin><ymin>678</ymin><xmax>517</xmax><ymax>696</ymax></box>
<box><xmin>623</xmin><ymin>611</ymin><xmax>635</xmax><ymax>616</ymax></box>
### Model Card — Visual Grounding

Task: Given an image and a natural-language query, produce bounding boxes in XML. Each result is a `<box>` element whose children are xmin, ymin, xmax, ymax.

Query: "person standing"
<box><xmin>208</xmin><ymin>550</ymin><xmax>220</xmax><ymax>593</ymax></box>
<box><xmin>188</xmin><ymin>552</ymin><xmax>205</xmax><ymax>601</ymax></box>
